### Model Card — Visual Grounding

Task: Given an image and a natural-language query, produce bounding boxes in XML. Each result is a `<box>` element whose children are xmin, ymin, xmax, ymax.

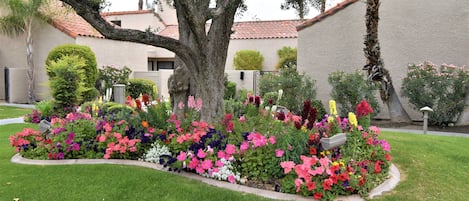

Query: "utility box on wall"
<box><xmin>5</xmin><ymin>67</ymin><xmax>28</xmax><ymax>103</ymax></box>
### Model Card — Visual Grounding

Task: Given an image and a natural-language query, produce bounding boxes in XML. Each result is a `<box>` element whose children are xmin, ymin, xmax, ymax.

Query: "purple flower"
<box><xmin>57</xmin><ymin>152</ymin><xmax>64</xmax><ymax>160</ymax></box>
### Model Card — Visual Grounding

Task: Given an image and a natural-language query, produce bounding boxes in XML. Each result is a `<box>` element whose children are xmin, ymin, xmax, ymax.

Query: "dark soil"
<box><xmin>371</xmin><ymin>120</ymin><xmax>469</xmax><ymax>134</ymax></box>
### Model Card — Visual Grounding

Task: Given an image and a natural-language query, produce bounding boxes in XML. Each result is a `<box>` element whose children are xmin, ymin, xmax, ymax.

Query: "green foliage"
<box><xmin>259</xmin><ymin>68</ymin><xmax>317</xmax><ymax>114</ymax></box>
<box><xmin>275</xmin><ymin>46</ymin><xmax>297</xmax><ymax>69</ymax></box>
<box><xmin>127</xmin><ymin>78</ymin><xmax>157</xmax><ymax>99</ymax></box>
<box><xmin>311</xmin><ymin>99</ymin><xmax>326</xmax><ymax>121</ymax></box>
<box><xmin>96</xmin><ymin>65</ymin><xmax>132</xmax><ymax>96</ymax></box>
<box><xmin>47</xmin><ymin>56</ymin><xmax>82</xmax><ymax>115</ymax></box>
<box><xmin>224</xmin><ymin>82</ymin><xmax>237</xmax><ymax>100</ymax></box>
<box><xmin>401</xmin><ymin>62</ymin><xmax>469</xmax><ymax>126</ymax></box>
<box><xmin>34</xmin><ymin>99</ymin><xmax>54</xmax><ymax>117</ymax></box>
<box><xmin>46</xmin><ymin>44</ymin><xmax>98</xmax><ymax>102</ymax></box>
<box><xmin>328</xmin><ymin>70</ymin><xmax>380</xmax><ymax>117</ymax></box>
<box><xmin>233</xmin><ymin>50</ymin><xmax>264</xmax><ymax>70</ymax></box>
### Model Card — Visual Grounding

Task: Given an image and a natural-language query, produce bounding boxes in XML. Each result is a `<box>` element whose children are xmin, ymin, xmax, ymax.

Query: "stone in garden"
<box><xmin>39</xmin><ymin>119</ymin><xmax>52</xmax><ymax>138</ymax></box>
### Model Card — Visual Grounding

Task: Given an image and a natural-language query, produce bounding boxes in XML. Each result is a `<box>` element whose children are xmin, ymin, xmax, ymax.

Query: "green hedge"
<box><xmin>127</xmin><ymin>78</ymin><xmax>157</xmax><ymax>99</ymax></box>
<box><xmin>233</xmin><ymin>50</ymin><xmax>264</xmax><ymax>70</ymax></box>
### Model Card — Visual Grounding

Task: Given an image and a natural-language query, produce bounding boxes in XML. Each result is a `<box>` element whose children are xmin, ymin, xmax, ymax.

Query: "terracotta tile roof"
<box><xmin>50</xmin><ymin>8</ymin><xmax>104</xmax><ymax>39</ymax></box>
<box><xmin>101</xmin><ymin>10</ymin><xmax>153</xmax><ymax>17</ymax></box>
<box><xmin>297</xmin><ymin>0</ymin><xmax>359</xmax><ymax>31</ymax></box>
<box><xmin>158</xmin><ymin>20</ymin><xmax>305</xmax><ymax>40</ymax></box>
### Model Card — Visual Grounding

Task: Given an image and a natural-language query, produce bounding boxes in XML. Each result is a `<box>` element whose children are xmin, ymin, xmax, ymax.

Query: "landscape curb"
<box><xmin>11</xmin><ymin>154</ymin><xmax>399</xmax><ymax>201</ymax></box>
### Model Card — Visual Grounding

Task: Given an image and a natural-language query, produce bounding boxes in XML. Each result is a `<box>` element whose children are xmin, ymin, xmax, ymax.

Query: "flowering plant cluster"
<box><xmin>10</xmin><ymin>95</ymin><xmax>392</xmax><ymax>200</ymax></box>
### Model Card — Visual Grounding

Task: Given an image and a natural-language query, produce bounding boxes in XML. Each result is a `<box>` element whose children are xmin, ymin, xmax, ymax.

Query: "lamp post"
<box><xmin>420</xmin><ymin>106</ymin><xmax>433</xmax><ymax>134</ymax></box>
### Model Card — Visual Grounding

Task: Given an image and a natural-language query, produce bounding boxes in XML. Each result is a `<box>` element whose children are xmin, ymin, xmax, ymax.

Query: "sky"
<box><xmin>105</xmin><ymin>0</ymin><xmax>344</xmax><ymax>21</ymax></box>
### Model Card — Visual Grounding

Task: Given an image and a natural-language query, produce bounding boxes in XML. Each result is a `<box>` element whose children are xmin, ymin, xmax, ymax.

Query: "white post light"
<box><xmin>420</xmin><ymin>106</ymin><xmax>433</xmax><ymax>134</ymax></box>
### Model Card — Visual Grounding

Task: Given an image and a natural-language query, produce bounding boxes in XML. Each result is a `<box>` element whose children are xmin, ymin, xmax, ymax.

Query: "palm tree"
<box><xmin>0</xmin><ymin>0</ymin><xmax>49</xmax><ymax>103</ymax></box>
<box><xmin>281</xmin><ymin>0</ymin><xmax>326</xmax><ymax>19</ymax></box>
<box><xmin>363</xmin><ymin>0</ymin><xmax>411</xmax><ymax>122</ymax></box>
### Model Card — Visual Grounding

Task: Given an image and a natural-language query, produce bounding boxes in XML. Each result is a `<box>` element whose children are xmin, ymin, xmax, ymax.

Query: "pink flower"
<box><xmin>239</xmin><ymin>116</ymin><xmax>246</xmax><ymax>123</ymax></box>
<box><xmin>288</xmin><ymin>144</ymin><xmax>293</xmax><ymax>151</ymax></box>
<box><xmin>215</xmin><ymin>160</ymin><xmax>224</xmax><ymax>167</ymax></box>
<box><xmin>319</xmin><ymin>157</ymin><xmax>330</xmax><ymax>167</ymax></box>
<box><xmin>217</xmin><ymin>150</ymin><xmax>226</xmax><ymax>159</ymax></box>
<box><xmin>370</xmin><ymin>126</ymin><xmax>380</xmax><ymax>135</ymax></box>
<box><xmin>268</xmin><ymin>136</ymin><xmax>276</xmax><ymax>145</ymax></box>
<box><xmin>177</xmin><ymin>151</ymin><xmax>187</xmax><ymax>161</ymax></box>
<box><xmin>189</xmin><ymin>158</ymin><xmax>199</xmax><ymax>169</ymax></box>
<box><xmin>197</xmin><ymin>149</ymin><xmax>207</xmax><ymax>158</ymax></box>
<box><xmin>366</xmin><ymin>137</ymin><xmax>373</xmax><ymax>145</ymax></box>
<box><xmin>275</xmin><ymin>149</ymin><xmax>284</xmax><ymax>157</ymax></box>
<box><xmin>380</xmin><ymin>140</ymin><xmax>391</xmax><ymax>151</ymax></box>
<box><xmin>113</xmin><ymin>132</ymin><xmax>122</xmax><ymax>140</ymax></box>
<box><xmin>129</xmin><ymin>147</ymin><xmax>137</xmax><ymax>152</ymax></box>
<box><xmin>188</xmin><ymin>96</ymin><xmax>196</xmax><ymax>109</ymax></box>
<box><xmin>280</xmin><ymin>161</ymin><xmax>295</xmax><ymax>174</ymax></box>
<box><xmin>196</xmin><ymin>165</ymin><xmax>205</xmax><ymax>174</ymax></box>
<box><xmin>225</xmin><ymin>144</ymin><xmax>236</xmax><ymax>155</ymax></box>
<box><xmin>362</xmin><ymin>132</ymin><xmax>369</xmax><ymax>138</ymax></box>
<box><xmin>178</xmin><ymin>102</ymin><xmax>185</xmax><ymax>109</ymax></box>
<box><xmin>104</xmin><ymin>154</ymin><xmax>111</xmax><ymax>159</ymax></box>
<box><xmin>72</xmin><ymin>143</ymin><xmax>80</xmax><ymax>151</ymax></box>
<box><xmin>195</xmin><ymin>98</ymin><xmax>203</xmax><ymax>112</ymax></box>
<box><xmin>295</xmin><ymin>178</ymin><xmax>303</xmax><ymax>192</ymax></box>
<box><xmin>201</xmin><ymin>159</ymin><xmax>213</xmax><ymax>170</ymax></box>
<box><xmin>240</xmin><ymin>141</ymin><xmax>249</xmax><ymax>151</ymax></box>
<box><xmin>228</xmin><ymin>175</ymin><xmax>236</xmax><ymax>184</ymax></box>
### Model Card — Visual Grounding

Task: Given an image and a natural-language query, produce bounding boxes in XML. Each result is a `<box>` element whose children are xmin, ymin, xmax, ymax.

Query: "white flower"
<box><xmin>142</xmin><ymin>142</ymin><xmax>172</xmax><ymax>163</ymax></box>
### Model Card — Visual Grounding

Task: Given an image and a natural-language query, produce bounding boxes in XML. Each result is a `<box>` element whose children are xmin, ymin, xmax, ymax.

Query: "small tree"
<box><xmin>276</xmin><ymin>46</ymin><xmax>297</xmax><ymax>70</ymax></box>
<box><xmin>233</xmin><ymin>50</ymin><xmax>264</xmax><ymax>71</ymax></box>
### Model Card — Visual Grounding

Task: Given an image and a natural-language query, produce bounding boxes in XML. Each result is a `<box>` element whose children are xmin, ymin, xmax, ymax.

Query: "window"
<box><xmin>110</xmin><ymin>20</ymin><xmax>121</xmax><ymax>27</ymax></box>
<box><xmin>148</xmin><ymin>59</ymin><xmax>174</xmax><ymax>71</ymax></box>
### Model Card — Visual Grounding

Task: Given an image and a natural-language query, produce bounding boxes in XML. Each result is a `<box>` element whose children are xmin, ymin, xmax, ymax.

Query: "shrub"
<box><xmin>275</xmin><ymin>46</ymin><xmax>297</xmax><ymax>69</ymax></box>
<box><xmin>224</xmin><ymin>81</ymin><xmax>237</xmax><ymax>100</ymax></box>
<box><xmin>126</xmin><ymin>78</ymin><xmax>157</xmax><ymax>99</ymax></box>
<box><xmin>401</xmin><ymin>62</ymin><xmax>469</xmax><ymax>126</ymax></box>
<box><xmin>259</xmin><ymin>68</ymin><xmax>316</xmax><ymax>114</ymax></box>
<box><xmin>35</xmin><ymin>99</ymin><xmax>55</xmax><ymax>118</ymax></box>
<box><xmin>47</xmin><ymin>56</ymin><xmax>82</xmax><ymax>115</ymax></box>
<box><xmin>328</xmin><ymin>70</ymin><xmax>380</xmax><ymax>117</ymax></box>
<box><xmin>96</xmin><ymin>65</ymin><xmax>132</xmax><ymax>96</ymax></box>
<box><xmin>46</xmin><ymin>44</ymin><xmax>98</xmax><ymax>102</ymax></box>
<box><xmin>233</xmin><ymin>50</ymin><xmax>264</xmax><ymax>70</ymax></box>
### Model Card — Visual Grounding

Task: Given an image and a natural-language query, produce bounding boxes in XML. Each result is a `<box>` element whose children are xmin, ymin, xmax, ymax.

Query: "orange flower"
<box><xmin>142</xmin><ymin>120</ymin><xmax>149</xmax><ymax>128</ymax></box>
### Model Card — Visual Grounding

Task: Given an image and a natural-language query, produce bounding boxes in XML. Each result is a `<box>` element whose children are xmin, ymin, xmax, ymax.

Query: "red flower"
<box><xmin>306</xmin><ymin>181</ymin><xmax>316</xmax><ymax>191</ymax></box>
<box><xmin>385</xmin><ymin>153</ymin><xmax>392</xmax><ymax>161</ymax></box>
<box><xmin>322</xmin><ymin>178</ymin><xmax>333</xmax><ymax>190</ymax></box>
<box><xmin>309</xmin><ymin>147</ymin><xmax>317</xmax><ymax>155</ymax></box>
<box><xmin>359</xmin><ymin>176</ymin><xmax>366</xmax><ymax>186</ymax></box>
<box><xmin>356</xmin><ymin>100</ymin><xmax>373</xmax><ymax>118</ymax></box>
<box><xmin>339</xmin><ymin>172</ymin><xmax>350</xmax><ymax>182</ymax></box>
<box><xmin>374</xmin><ymin>160</ymin><xmax>383</xmax><ymax>173</ymax></box>
<box><xmin>142</xmin><ymin>94</ymin><xmax>151</xmax><ymax>105</ymax></box>
<box><xmin>313</xmin><ymin>192</ymin><xmax>323</xmax><ymax>200</ymax></box>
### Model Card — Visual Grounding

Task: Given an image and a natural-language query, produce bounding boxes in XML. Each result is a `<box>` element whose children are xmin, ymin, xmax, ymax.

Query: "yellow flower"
<box><xmin>98</xmin><ymin>96</ymin><xmax>103</xmax><ymax>104</ymax></box>
<box><xmin>301</xmin><ymin>126</ymin><xmax>307</xmax><ymax>132</ymax></box>
<box><xmin>92</xmin><ymin>103</ymin><xmax>98</xmax><ymax>116</ymax></box>
<box><xmin>327</xmin><ymin>116</ymin><xmax>335</xmax><ymax>123</ymax></box>
<box><xmin>339</xmin><ymin>161</ymin><xmax>345</xmax><ymax>167</ymax></box>
<box><xmin>348</xmin><ymin>112</ymin><xmax>358</xmax><ymax>127</ymax></box>
<box><xmin>332</xmin><ymin>161</ymin><xmax>339</xmax><ymax>166</ymax></box>
<box><xmin>329</xmin><ymin>100</ymin><xmax>337</xmax><ymax>115</ymax></box>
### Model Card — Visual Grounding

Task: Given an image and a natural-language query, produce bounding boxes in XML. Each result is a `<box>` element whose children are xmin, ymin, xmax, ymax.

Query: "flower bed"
<box><xmin>10</xmin><ymin>96</ymin><xmax>392</xmax><ymax>201</ymax></box>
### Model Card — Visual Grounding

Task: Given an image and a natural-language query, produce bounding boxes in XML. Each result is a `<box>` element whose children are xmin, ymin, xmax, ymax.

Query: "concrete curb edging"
<box><xmin>11</xmin><ymin>154</ymin><xmax>400</xmax><ymax>201</ymax></box>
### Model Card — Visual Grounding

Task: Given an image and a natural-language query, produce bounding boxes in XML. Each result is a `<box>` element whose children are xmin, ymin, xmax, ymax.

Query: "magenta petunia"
<box><xmin>227</xmin><ymin>175</ymin><xmax>236</xmax><ymax>184</ymax></box>
<box><xmin>225</xmin><ymin>144</ymin><xmax>236</xmax><ymax>155</ymax></box>
<box><xmin>177</xmin><ymin>151</ymin><xmax>187</xmax><ymax>161</ymax></box>
<box><xmin>201</xmin><ymin>159</ymin><xmax>213</xmax><ymax>170</ymax></box>
<box><xmin>240</xmin><ymin>141</ymin><xmax>249</xmax><ymax>151</ymax></box>
<box><xmin>197</xmin><ymin>148</ymin><xmax>207</xmax><ymax>158</ymax></box>
<box><xmin>275</xmin><ymin>149</ymin><xmax>284</xmax><ymax>157</ymax></box>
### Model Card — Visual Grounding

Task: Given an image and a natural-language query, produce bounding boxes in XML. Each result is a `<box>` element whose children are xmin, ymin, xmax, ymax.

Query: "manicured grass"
<box><xmin>0</xmin><ymin>106</ymin><xmax>32</xmax><ymax>119</ymax></box>
<box><xmin>376</xmin><ymin>131</ymin><xmax>469</xmax><ymax>201</ymax></box>
<box><xmin>2</xmin><ymin>124</ymin><xmax>469</xmax><ymax>201</ymax></box>
<box><xmin>0</xmin><ymin>124</ymin><xmax>275</xmax><ymax>201</ymax></box>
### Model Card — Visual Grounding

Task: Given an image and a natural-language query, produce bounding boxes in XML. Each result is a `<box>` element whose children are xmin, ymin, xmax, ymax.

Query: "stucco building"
<box><xmin>297</xmin><ymin>0</ymin><xmax>469</xmax><ymax>121</ymax></box>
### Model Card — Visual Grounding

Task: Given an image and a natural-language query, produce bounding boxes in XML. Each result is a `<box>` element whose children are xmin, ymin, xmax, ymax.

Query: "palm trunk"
<box><xmin>26</xmin><ymin>18</ymin><xmax>35</xmax><ymax>103</ymax></box>
<box><xmin>364</xmin><ymin>0</ymin><xmax>410</xmax><ymax>122</ymax></box>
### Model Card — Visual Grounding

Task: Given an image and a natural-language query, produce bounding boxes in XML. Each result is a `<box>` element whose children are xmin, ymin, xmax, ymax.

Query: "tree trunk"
<box><xmin>363</xmin><ymin>0</ymin><xmax>410</xmax><ymax>122</ymax></box>
<box><xmin>320</xmin><ymin>0</ymin><xmax>326</xmax><ymax>13</ymax></box>
<box><xmin>138</xmin><ymin>0</ymin><xmax>143</xmax><ymax>10</ymax></box>
<box><xmin>26</xmin><ymin>18</ymin><xmax>35</xmax><ymax>104</ymax></box>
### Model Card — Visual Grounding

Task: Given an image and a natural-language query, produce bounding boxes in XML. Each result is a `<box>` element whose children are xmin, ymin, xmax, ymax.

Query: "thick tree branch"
<box><xmin>58</xmin><ymin>0</ymin><xmax>198</xmax><ymax>68</ymax></box>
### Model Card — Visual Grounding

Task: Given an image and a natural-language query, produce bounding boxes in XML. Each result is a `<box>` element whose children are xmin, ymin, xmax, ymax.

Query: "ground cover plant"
<box><xmin>0</xmin><ymin>106</ymin><xmax>32</xmax><ymax>119</ymax></box>
<box><xmin>10</xmin><ymin>96</ymin><xmax>392</xmax><ymax>200</ymax></box>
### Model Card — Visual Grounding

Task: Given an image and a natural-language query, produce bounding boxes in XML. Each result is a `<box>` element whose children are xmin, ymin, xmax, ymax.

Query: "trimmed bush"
<box><xmin>275</xmin><ymin>46</ymin><xmax>297</xmax><ymax>69</ymax></box>
<box><xmin>46</xmin><ymin>44</ymin><xmax>98</xmax><ymax>102</ymax></box>
<box><xmin>401</xmin><ymin>62</ymin><xmax>469</xmax><ymax>126</ymax></box>
<box><xmin>233</xmin><ymin>50</ymin><xmax>264</xmax><ymax>70</ymax></box>
<box><xmin>47</xmin><ymin>55</ymin><xmax>82</xmax><ymax>115</ymax></box>
<box><xmin>127</xmin><ymin>78</ymin><xmax>157</xmax><ymax>99</ymax></box>
<box><xmin>328</xmin><ymin>70</ymin><xmax>380</xmax><ymax>117</ymax></box>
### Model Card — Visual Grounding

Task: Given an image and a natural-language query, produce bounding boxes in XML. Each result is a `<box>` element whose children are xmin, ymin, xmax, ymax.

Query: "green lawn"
<box><xmin>0</xmin><ymin>106</ymin><xmax>32</xmax><ymax>119</ymax></box>
<box><xmin>1</xmin><ymin>124</ymin><xmax>469</xmax><ymax>201</ymax></box>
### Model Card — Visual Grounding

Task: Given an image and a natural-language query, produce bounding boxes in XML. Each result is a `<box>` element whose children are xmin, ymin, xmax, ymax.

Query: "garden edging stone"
<box><xmin>11</xmin><ymin>153</ymin><xmax>400</xmax><ymax>201</ymax></box>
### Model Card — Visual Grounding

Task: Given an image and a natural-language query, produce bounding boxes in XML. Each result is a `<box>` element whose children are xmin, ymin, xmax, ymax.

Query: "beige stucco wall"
<box><xmin>298</xmin><ymin>0</ymin><xmax>469</xmax><ymax>120</ymax></box>
<box><xmin>77</xmin><ymin>37</ymin><xmax>148</xmax><ymax>72</ymax></box>
<box><xmin>105</xmin><ymin>12</ymin><xmax>165</xmax><ymax>32</ymax></box>
<box><xmin>227</xmin><ymin>38</ymin><xmax>297</xmax><ymax>72</ymax></box>
<box><xmin>0</xmin><ymin>20</ymin><xmax>75</xmax><ymax>101</ymax></box>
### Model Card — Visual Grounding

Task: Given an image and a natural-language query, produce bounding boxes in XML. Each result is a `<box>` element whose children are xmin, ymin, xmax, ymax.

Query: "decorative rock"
<box><xmin>320</xmin><ymin>133</ymin><xmax>347</xmax><ymax>150</ymax></box>
<box><xmin>38</xmin><ymin>120</ymin><xmax>51</xmax><ymax>134</ymax></box>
